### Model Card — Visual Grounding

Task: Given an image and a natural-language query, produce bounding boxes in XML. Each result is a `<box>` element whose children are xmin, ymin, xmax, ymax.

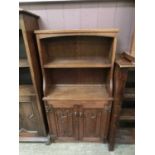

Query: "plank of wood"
<box><xmin>19</xmin><ymin>85</ymin><xmax>36</xmax><ymax>96</ymax></box>
<box><xmin>44</xmin><ymin>58</ymin><xmax>111</xmax><ymax>68</ymax></box>
<box><xmin>19</xmin><ymin>59</ymin><xmax>29</xmax><ymax>68</ymax></box>
<box><xmin>43</xmin><ymin>84</ymin><xmax>112</xmax><ymax>101</ymax></box>
<box><xmin>19</xmin><ymin>136</ymin><xmax>49</xmax><ymax>143</ymax></box>
<box><xmin>35</xmin><ymin>29</ymin><xmax>119</xmax><ymax>34</ymax></box>
<box><xmin>120</xmin><ymin>108</ymin><xmax>135</xmax><ymax>121</ymax></box>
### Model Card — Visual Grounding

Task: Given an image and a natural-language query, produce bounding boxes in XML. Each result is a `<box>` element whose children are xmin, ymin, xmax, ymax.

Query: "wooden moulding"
<box><xmin>35</xmin><ymin>29</ymin><xmax>119</xmax><ymax>39</ymax></box>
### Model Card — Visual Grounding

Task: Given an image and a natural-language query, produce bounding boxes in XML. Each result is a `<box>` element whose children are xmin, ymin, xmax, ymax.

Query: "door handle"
<box><xmin>74</xmin><ymin>111</ymin><xmax>77</xmax><ymax>116</ymax></box>
<box><xmin>79</xmin><ymin>112</ymin><xmax>83</xmax><ymax>117</ymax></box>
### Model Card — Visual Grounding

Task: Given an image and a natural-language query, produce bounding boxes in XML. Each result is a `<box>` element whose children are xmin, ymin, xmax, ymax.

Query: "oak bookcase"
<box><xmin>35</xmin><ymin>29</ymin><xmax>119</xmax><ymax>143</ymax></box>
<box><xmin>19</xmin><ymin>10</ymin><xmax>49</xmax><ymax>143</ymax></box>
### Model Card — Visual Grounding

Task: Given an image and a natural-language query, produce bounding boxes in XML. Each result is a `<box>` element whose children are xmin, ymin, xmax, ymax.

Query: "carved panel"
<box><xmin>83</xmin><ymin>109</ymin><xmax>102</xmax><ymax>137</ymax></box>
<box><xmin>19</xmin><ymin>100</ymin><xmax>39</xmax><ymax>137</ymax></box>
<box><xmin>55</xmin><ymin>109</ymin><xmax>74</xmax><ymax>137</ymax></box>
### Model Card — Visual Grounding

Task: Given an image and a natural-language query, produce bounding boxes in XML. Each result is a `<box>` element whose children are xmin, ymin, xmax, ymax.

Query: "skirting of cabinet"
<box><xmin>19</xmin><ymin>135</ymin><xmax>51</xmax><ymax>144</ymax></box>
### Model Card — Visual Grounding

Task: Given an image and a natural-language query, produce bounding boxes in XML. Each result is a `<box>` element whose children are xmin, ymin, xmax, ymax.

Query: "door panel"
<box><xmin>45</xmin><ymin>104</ymin><xmax>78</xmax><ymax>141</ymax></box>
<box><xmin>19</xmin><ymin>98</ymin><xmax>40</xmax><ymax>137</ymax></box>
<box><xmin>79</xmin><ymin>105</ymin><xmax>111</xmax><ymax>142</ymax></box>
<box><xmin>83</xmin><ymin>109</ymin><xmax>102</xmax><ymax>137</ymax></box>
<box><xmin>55</xmin><ymin>109</ymin><xmax>74</xmax><ymax>137</ymax></box>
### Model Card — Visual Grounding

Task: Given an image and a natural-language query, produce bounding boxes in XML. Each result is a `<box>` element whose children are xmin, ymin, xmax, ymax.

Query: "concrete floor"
<box><xmin>19</xmin><ymin>143</ymin><xmax>135</xmax><ymax>155</ymax></box>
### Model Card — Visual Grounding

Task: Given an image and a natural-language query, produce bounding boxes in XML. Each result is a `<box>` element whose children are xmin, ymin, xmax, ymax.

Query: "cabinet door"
<box><xmin>45</xmin><ymin>104</ymin><xmax>78</xmax><ymax>142</ymax></box>
<box><xmin>79</xmin><ymin>105</ymin><xmax>111</xmax><ymax>142</ymax></box>
<box><xmin>19</xmin><ymin>97</ymin><xmax>42</xmax><ymax>137</ymax></box>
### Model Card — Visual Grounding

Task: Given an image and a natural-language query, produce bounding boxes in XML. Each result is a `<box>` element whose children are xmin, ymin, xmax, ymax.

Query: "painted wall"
<box><xmin>20</xmin><ymin>1</ymin><xmax>135</xmax><ymax>52</ymax></box>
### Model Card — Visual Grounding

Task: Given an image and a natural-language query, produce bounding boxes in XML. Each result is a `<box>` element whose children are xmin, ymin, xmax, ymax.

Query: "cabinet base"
<box><xmin>19</xmin><ymin>135</ymin><xmax>51</xmax><ymax>144</ymax></box>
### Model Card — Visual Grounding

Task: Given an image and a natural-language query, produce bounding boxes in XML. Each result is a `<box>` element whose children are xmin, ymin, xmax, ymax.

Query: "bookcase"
<box><xmin>108</xmin><ymin>53</ymin><xmax>135</xmax><ymax>151</ymax></box>
<box><xmin>19</xmin><ymin>10</ymin><xmax>49</xmax><ymax>143</ymax></box>
<box><xmin>35</xmin><ymin>29</ymin><xmax>119</xmax><ymax>142</ymax></box>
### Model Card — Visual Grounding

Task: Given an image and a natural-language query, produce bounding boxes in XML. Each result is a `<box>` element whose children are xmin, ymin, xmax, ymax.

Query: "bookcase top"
<box><xmin>35</xmin><ymin>29</ymin><xmax>119</xmax><ymax>39</ymax></box>
<box><xmin>19</xmin><ymin>9</ymin><xmax>39</xmax><ymax>18</ymax></box>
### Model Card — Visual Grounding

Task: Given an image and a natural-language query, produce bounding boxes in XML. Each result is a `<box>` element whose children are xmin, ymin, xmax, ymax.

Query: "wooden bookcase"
<box><xmin>19</xmin><ymin>10</ymin><xmax>49</xmax><ymax>143</ymax></box>
<box><xmin>35</xmin><ymin>29</ymin><xmax>119</xmax><ymax>142</ymax></box>
<box><xmin>108</xmin><ymin>53</ymin><xmax>135</xmax><ymax>151</ymax></box>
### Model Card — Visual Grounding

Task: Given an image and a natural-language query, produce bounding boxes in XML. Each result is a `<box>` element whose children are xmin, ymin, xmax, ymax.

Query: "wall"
<box><xmin>20</xmin><ymin>1</ymin><xmax>135</xmax><ymax>52</ymax></box>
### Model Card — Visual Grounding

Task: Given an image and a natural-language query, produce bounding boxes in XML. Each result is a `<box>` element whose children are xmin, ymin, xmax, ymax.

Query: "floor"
<box><xmin>19</xmin><ymin>143</ymin><xmax>135</xmax><ymax>155</ymax></box>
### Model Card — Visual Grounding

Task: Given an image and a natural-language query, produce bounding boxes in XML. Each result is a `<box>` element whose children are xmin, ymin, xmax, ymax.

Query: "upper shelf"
<box><xmin>19</xmin><ymin>85</ymin><xmax>35</xmax><ymax>96</ymax></box>
<box><xmin>44</xmin><ymin>57</ymin><xmax>111</xmax><ymax>68</ymax></box>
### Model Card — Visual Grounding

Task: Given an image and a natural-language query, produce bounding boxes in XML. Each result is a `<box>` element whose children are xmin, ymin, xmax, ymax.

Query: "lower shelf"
<box><xmin>19</xmin><ymin>85</ymin><xmax>36</xmax><ymax>96</ymax></box>
<box><xmin>115</xmin><ymin>128</ymin><xmax>135</xmax><ymax>144</ymax></box>
<box><xmin>120</xmin><ymin>108</ymin><xmax>135</xmax><ymax>121</ymax></box>
<box><xmin>124</xmin><ymin>88</ymin><xmax>135</xmax><ymax>99</ymax></box>
<box><xmin>44</xmin><ymin>84</ymin><xmax>112</xmax><ymax>101</ymax></box>
<box><xmin>44</xmin><ymin>57</ymin><xmax>111</xmax><ymax>68</ymax></box>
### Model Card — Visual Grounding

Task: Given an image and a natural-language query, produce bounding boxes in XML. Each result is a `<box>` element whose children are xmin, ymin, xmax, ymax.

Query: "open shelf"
<box><xmin>43</xmin><ymin>84</ymin><xmax>112</xmax><ymax>101</ymax></box>
<box><xmin>124</xmin><ymin>88</ymin><xmax>135</xmax><ymax>99</ymax></box>
<box><xmin>19</xmin><ymin>85</ymin><xmax>35</xmax><ymax>96</ymax></box>
<box><xmin>120</xmin><ymin>108</ymin><xmax>135</xmax><ymax>121</ymax></box>
<box><xmin>115</xmin><ymin>128</ymin><xmax>135</xmax><ymax>144</ymax></box>
<box><xmin>19</xmin><ymin>68</ymin><xmax>32</xmax><ymax>85</ymax></box>
<box><xmin>44</xmin><ymin>57</ymin><xmax>111</xmax><ymax>68</ymax></box>
<box><xmin>19</xmin><ymin>59</ymin><xmax>29</xmax><ymax>68</ymax></box>
<box><xmin>40</xmin><ymin>35</ymin><xmax>114</xmax><ymax>69</ymax></box>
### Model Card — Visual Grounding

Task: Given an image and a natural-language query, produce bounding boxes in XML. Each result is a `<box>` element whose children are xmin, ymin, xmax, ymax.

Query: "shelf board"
<box><xmin>43</xmin><ymin>84</ymin><xmax>112</xmax><ymax>101</ymax></box>
<box><xmin>44</xmin><ymin>58</ymin><xmax>111</xmax><ymax>68</ymax></box>
<box><xmin>124</xmin><ymin>88</ymin><xmax>135</xmax><ymax>99</ymax></box>
<box><xmin>19</xmin><ymin>85</ymin><xmax>35</xmax><ymax>96</ymax></box>
<box><xmin>120</xmin><ymin>108</ymin><xmax>135</xmax><ymax>121</ymax></box>
<box><xmin>116</xmin><ymin>128</ymin><xmax>135</xmax><ymax>144</ymax></box>
<box><xmin>19</xmin><ymin>59</ymin><xmax>29</xmax><ymax>68</ymax></box>
<box><xmin>116</xmin><ymin>57</ymin><xmax>135</xmax><ymax>68</ymax></box>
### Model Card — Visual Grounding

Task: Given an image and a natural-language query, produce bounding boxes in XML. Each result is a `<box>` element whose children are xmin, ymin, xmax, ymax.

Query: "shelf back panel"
<box><xmin>19</xmin><ymin>68</ymin><xmax>32</xmax><ymax>85</ymax></box>
<box><xmin>126</xmin><ymin>70</ymin><xmax>135</xmax><ymax>88</ymax></box>
<box><xmin>122</xmin><ymin>100</ymin><xmax>135</xmax><ymax>109</ymax></box>
<box><xmin>41</xmin><ymin>36</ymin><xmax>113</xmax><ymax>64</ymax></box>
<box><xmin>19</xmin><ymin>30</ymin><xmax>27</xmax><ymax>59</ymax></box>
<box><xmin>45</xmin><ymin>68</ymin><xmax>110</xmax><ymax>85</ymax></box>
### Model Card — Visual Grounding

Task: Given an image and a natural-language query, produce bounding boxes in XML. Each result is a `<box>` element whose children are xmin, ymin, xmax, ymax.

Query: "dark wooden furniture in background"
<box><xmin>19</xmin><ymin>10</ymin><xmax>49</xmax><ymax>143</ymax></box>
<box><xmin>35</xmin><ymin>29</ymin><xmax>119</xmax><ymax>142</ymax></box>
<box><xmin>108</xmin><ymin>53</ymin><xmax>135</xmax><ymax>151</ymax></box>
